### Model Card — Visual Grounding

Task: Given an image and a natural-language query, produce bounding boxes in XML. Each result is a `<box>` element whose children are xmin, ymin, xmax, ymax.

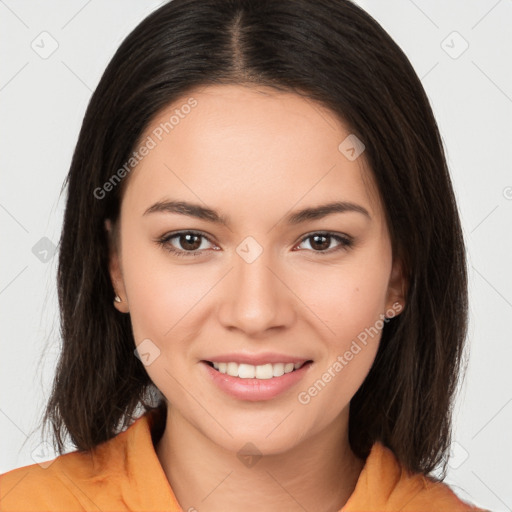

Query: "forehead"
<box><xmin>122</xmin><ymin>84</ymin><xmax>382</xmax><ymax>222</ymax></box>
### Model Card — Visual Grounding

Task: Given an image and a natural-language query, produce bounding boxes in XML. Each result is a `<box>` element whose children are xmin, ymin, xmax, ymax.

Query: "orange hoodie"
<box><xmin>0</xmin><ymin>408</ymin><xmax>487</xmax><ymax>512</ymax></box>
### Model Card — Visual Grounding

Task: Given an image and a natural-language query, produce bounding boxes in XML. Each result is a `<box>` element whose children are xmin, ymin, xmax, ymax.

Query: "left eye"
<box><xmin>295</xmin><ymin>232</ymin><xmax>353</xmax><ymax>254</ymax></box>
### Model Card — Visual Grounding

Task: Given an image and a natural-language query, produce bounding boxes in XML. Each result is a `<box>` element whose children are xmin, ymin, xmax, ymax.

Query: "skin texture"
<box><xmin>107</xmin><ymin>84</ymin><xmax>405</xmax><ymax>512</ymax></box>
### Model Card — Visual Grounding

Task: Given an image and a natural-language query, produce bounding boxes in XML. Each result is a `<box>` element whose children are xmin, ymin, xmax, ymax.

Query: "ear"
<box><xmin>105</xmin><ymin>219</ymin><xmax>129</xmax><ymax>314</ymax></box>
<box><xmin>384</xmin><ymin>257</ymin><xmax>406</xmax><ymax>318</ymax></box>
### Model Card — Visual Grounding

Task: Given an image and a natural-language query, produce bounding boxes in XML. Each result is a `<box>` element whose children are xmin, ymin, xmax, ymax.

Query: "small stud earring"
<box><xmin>114</xmin><ymin>295</ymin><xmax>122</xmax><ymax>303</ymax></box>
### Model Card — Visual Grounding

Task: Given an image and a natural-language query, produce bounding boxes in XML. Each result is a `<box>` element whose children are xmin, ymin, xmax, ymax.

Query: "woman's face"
<box><xmin>108</xmin><ymin>84</ymin><xmax>404</xmax><ymax>455</ymax></box>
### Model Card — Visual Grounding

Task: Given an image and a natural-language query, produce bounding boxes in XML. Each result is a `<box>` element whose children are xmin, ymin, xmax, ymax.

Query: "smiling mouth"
<box><xmin>203</xmin><ymin>360</ymin><xmax>313</xmax><ymax>379</ymax></box>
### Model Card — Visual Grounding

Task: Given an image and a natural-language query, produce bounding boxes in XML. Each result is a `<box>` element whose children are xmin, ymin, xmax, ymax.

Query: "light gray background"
<box><xmin>1</xmin><ymin>1</ymin><xmax>511</xmax><ymax>511</ymax></box>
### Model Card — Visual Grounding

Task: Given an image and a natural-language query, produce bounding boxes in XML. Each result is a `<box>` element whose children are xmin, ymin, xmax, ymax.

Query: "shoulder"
<box><xmin>0</xmin><ymin>408</ymin><xmax>178</xmax><ymax>512</ymax></box>
<box><xmin>387</xmin><ymin>471</ymin><xmax>487</xmax><ymax>512</ymax></box>
<box><xmin>343</xmin><ymin>442</ymin><xmax>489</xmax><ymax>512</ymax></box>
<box><xmin>0</xmin><ymin>414</ymin><xmax>142</xmax><ymax>511</ymax></box>
<box><xmin>0</xmin><ymin>449</ymin><xmax>98</xmax><ymax>511</ymax></box>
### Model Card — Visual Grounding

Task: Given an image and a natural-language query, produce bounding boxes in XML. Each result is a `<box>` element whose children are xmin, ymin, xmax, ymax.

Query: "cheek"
<box><xmin>119</xmin><ymin>234</ymin><xmax>207</xmax><ymax>343</ymax></box>
<box><xmin>294</xmin><ymin>294</ymin><xmax>386</xmax><ymax>415</ymax></box>
<box><xmin>292</xmin><ymin>248</ymin><xmax>391</xmax><ymax>397</ymax></box>
<box><xmin>120</xmin><ymin>244</ymin><xmax>210</xmax><ymax>393</ymax></box>
<box><xmin>298</xmin><ymin>251</ymin><xmax>392</xmax><ymax>342</ymax></box>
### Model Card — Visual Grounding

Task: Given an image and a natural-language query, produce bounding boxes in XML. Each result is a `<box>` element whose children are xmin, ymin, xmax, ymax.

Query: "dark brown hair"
<box><xmin>41</xmin><ymin>0</ymin><xmax>468</xmax><ymax>480</ymax></box>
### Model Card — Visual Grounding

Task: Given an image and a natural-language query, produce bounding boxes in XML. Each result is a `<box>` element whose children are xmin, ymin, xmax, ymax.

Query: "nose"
<box><xmin>217</xmin><ymin>245</ymin><xmax>295</xmax><ymax>336</ymax></box>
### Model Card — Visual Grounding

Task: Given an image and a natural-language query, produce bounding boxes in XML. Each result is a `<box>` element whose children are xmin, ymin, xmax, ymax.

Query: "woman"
<box><xmin>0</xmin><ymin>0</ymin><xmax>487</xmax><ymax>510</ymax></box>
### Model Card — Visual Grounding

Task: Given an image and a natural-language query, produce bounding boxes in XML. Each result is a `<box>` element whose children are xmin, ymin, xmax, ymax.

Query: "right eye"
<box><xmin>156</xmin><ymin>230</ymin><xmax>219</xmax><ymax>258</ymax></box>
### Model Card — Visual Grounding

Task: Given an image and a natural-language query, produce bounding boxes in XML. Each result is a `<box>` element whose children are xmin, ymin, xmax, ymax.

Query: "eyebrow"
<box><xmin>143</xmin><ymin>199</ymin><xmax>371</xmax><ymax>226</ymax></box>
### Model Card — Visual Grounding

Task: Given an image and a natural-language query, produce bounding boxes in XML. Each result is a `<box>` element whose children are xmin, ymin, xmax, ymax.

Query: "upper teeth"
<box><xmin>212</xmin><ymin>361</ymin><xmax>305</xmax><ymax>379</ymax></box>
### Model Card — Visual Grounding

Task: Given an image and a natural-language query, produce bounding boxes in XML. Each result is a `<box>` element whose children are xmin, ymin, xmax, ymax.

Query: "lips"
<box><xmin>200</xmin><ymin>359</ymin><xmax>314</xmax><ymax>401</ymax></box>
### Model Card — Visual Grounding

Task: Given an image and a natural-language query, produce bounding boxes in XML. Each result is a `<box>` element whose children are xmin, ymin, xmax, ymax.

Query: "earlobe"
<box><xmin>105</xmin><ymin>219</ymin><xmax>130</xmax><ymax>314</ymax></box>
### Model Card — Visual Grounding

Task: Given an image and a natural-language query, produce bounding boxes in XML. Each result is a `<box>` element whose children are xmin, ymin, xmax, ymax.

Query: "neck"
<box><xmin>155</xmin><ymin>404</ymin><xmax>365</xmax><ymax>512</ymax></box>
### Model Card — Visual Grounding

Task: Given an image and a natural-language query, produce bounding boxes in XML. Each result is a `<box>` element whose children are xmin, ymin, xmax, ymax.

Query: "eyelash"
<box><xmin>156</xmin><ymin>230</ymin><xmax>354</xmax><ymax>258</ymax></box>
